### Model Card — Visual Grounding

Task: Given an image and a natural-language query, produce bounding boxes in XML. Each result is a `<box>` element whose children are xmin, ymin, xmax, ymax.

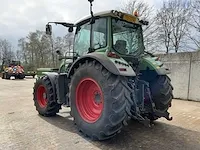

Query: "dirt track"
<box><xmin>0</xmin><ymin>78</ymin><xmax>200</xmax><ymax>150</ymax></box>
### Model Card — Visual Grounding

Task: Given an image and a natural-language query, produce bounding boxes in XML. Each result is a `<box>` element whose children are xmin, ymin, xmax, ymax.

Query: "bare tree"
<box><xmin>120</xmin><ymin>0</ymin><xmax>159</xmax><ymax>52</ymax></box>
<box><xmin>17</xmin><ymin>31</ymin><xmax>51</xmax><ymax>69</ymax></box>
<box><xmin>63</xmin><ymin>32</ymin><xmax>74</xmax><ymax>53</ymax></box>
<box><xmin>156</xmin><ymin>0</ymin><xmax>191</xmax><ymax>53</ymax></box>
<box><xmin>187</xmin><ymin>0</ymin><xmax>200</xmax><ymax>49</ymax></box>
<box><xmin>15</xmin><ymin>50</ymin><xmax>23</xmax><ymax>61</ymax></box>
<box><xmin>18</xmin><ymin>38</ymin><xmax>29</xmax><ymax>64</ymax></box>
<box><xmin>156</xmin><ymin>4</ymin><xmax>173</xmax><ymax>53</ymax></box>
<box><xmin>0</xmin><ymin>39</ymin><xmax>15</xmax><ymax>62</ymax></box>
<box><xmin>17</xmin><ymin>29</ymin><xmax>74</xmax><ymax>70</ymax></box>
<box><xmin>189</xmin><ymin>0</ymin><xmax>200</xmax><ymax>31</ymax></box>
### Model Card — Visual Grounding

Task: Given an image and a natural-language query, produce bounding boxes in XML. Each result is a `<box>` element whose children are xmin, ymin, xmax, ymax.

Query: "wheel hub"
<box><xmin>43</xmin><ymin>93</ymin><xmax>47</xmax><ymax>99</ymax></box>
<box><xmin>37</xmin><ymin>85</ymin><xmax>47</xmax><ymax>108</ymax></box>
<box><xmin>94</xmin><ymin>91</ymin><xmax>102</xmax><ymax>105</ymax></box>
<box><xmin>76</xmin><ymin>78</ymin><xmax>104</xmax><ymax>123</ymax></box>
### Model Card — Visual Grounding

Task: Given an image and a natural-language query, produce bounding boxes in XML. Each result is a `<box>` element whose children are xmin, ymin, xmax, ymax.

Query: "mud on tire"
<box><xmin>69</xmin><ymin>60</ymin><xmax>133</xmax><ymax>140</ymax></box>
<box><xmin>33</xmin><ymin>76</ymin><xmax>61</xmax><ymax>116</ymax></box>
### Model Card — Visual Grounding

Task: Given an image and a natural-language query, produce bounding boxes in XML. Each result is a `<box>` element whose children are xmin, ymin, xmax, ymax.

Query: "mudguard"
<box><xmin>39</xmin><ymin>72</ymin><xmax>69</xmax><ymax>105</ymax></box>
<box><xmin>68</xmin><ymin>52</ymin><xmax>136</xmax><ymax>77</ymax></box>
<box><xmin>35</xmin><ymin>68</ymin><xmax>59</xmax><ymax>79</ymax></box>
<box><xmin>40</xmin><ymin>72</ymin><xmax>58</xmax><ymax>102</ymax></box>
<box><xmin>139</xmin><ymin>56</ymin><xmax>170</xmax><ymax>75</ymax></box>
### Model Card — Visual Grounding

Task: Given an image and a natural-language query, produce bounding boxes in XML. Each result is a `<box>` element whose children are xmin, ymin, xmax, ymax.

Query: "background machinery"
<box><xmin>1</xmin><ymin>59</ymin><xmax>25</xmax><ymax>79</ymax></box>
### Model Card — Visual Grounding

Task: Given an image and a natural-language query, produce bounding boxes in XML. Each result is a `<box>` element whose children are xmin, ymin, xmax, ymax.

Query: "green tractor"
<box><xmin>33</xmin><ymin>0</ymin><xmax>173</xmax><ymax>140</ymax></box>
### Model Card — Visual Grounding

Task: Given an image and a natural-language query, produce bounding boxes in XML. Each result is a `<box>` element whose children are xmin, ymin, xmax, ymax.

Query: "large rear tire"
<box><xmin>2</xmin><ymin>73</ymin><xmax>5</xmax><ymax>79</ymax></box>
<box><xmin>18</xmin><ymin>73</ymin><xmax>25</xmax><ymax>79</ymax></box>
<box><xmin>149</xmin><ymin>75</ymin><xmax>173</xmax><ymax>119</ymax></box>
<box><xmin>5</xmin><ymin>72</ymin><xmax>11</xmax><ymax>80</ymax></box>
<box><xmin>33</xmin><ymin>76</ymin><xmax>61</xmax><ymax>116</ymax></box>
<box><xmin>69</xmin><ymin>60</ymin><xmax>133</xmax><ymax>140</ymax></box>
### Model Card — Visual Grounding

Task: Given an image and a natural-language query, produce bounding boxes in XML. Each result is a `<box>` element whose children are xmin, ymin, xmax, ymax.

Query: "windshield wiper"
<box><xmin>144</xmin><ymin>51</ymin><xmax>155</xmax><ymax>57</ymax></box>
<box><xmin>123</xmin><ymin>24</ymin><xmax>138</xmax><ymax>30</ymax></box>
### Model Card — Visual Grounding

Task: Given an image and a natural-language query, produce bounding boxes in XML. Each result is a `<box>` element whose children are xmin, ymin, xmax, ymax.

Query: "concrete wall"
<box><xmin>157</xmin><ymin>51</ymin><xmax>200</xmax><ymax>101</ymax></box>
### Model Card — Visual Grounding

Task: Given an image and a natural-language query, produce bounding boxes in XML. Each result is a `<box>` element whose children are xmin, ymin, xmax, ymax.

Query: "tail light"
<box><xmin>119</xmin><ymin>68</ymin><xmax>127</xmax><ymax>72</ymax></box>
<box><xmin>20</xmin><ymin>65</ymin><xmax>24</xmax><ymax>69</ymax></box>
<box><xmin>155</xmin><ymin>57</ymin><xmax>160</xmax><ymax>61</ymax></box>
<box><xmin>107</xmin><ymin>52</ymin><xmax>120</xmax><ymax>59</ymax></box>
<box><xmin>133</xmin><ymin>10</ymin><xmax>139</xmax><ymax>17</ymax></box>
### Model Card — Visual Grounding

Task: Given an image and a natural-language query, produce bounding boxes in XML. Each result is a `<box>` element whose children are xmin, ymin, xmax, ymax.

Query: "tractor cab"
<box><xmin>73</xmin><ymin>10</ymin><xmax>147</xmax><ymax>59</ymax></box>
<box><xmin>8</xmin><ymin>60</ymin><xmax>21</xmax><ymax>67</ymax></box>
<box><xmin>45</xmin><ymin>9</ymin><xmax>149</xmax><ymax>73</ymax></box>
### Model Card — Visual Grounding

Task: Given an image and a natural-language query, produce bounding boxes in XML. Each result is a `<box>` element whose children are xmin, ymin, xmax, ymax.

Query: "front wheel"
<box><xmin>18</xmin><ymin>73</ymin><xmax>25</xmax><ymax>79</ymax></box>
<box><xmin>33</xmin><ymin>76</ymin><xmax>61</xmax><ymax>116</ymax></box>
<box><xmin>149</xmin><ymin>75</ymin><xmax>173</xmax><ymax>120</ymax></box>
<box><xmin>2</xmin><ymin>73</ymin><xmax>5</xmax><ymax>79</ymax></box>
<box><xmin>4</xmin><ymin>72</ymin><xmax>11</xmax><ymax>79</ymax></box>
<box><xmin>69</xmin><ymin>60</ymin><xmax>132</xmax><ymax>140</ymax></box>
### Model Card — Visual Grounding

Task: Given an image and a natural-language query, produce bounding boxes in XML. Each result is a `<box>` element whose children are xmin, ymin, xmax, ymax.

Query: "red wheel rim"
<box><xmin>76</xmin><ymin>78</ymin><xmax>104</xmax><ymax>123</ymax></box>
<box><xmin>37</xmin><ymin>85</ymin><xmax>47</xmax><ymax>108</ymax></box>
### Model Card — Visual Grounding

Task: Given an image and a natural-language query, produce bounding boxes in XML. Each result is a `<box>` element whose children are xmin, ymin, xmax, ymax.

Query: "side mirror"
<box><xmin>139</xmin><ymin>20</ymin><xmax>149</xmax><ymax>26</ymax></box>
<box><xmin>68</xmin><ymin>27</ymin><xmax>73</xmax><ymax>32</ymax></box>
<box><xmin>46</xmin><ymin>24</ymin><xmax>52</xmax><ymax>35</ymax></box>
<box><xmin>56</xmin><ymin>50</ymin><xmax>63</xmax><ymax>56</ymax></box>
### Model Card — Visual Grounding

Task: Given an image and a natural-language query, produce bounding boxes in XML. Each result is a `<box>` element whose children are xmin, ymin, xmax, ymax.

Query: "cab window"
<box><xmin>74</xmin><ymin>18</ymin><xmax>107</xmax><ymax>56</ymax></box>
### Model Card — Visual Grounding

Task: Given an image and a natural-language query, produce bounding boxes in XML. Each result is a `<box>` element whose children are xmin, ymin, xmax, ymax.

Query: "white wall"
<box><xmin>157</xmin><ymin>51</ymin><xmax>200</xmax><ymax>101</ymax></box>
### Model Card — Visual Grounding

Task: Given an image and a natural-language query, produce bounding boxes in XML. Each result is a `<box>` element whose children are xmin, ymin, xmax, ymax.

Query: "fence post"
<box><xmin>187</xmin><ymin>53</ymin><xmax>192</xmax><ymax>100</ymax></box>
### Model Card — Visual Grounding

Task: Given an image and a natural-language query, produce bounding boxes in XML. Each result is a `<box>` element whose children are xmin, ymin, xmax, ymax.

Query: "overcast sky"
<box><xmin>0</xmin><ymin>0</ymin><xmax>162</xmax><ymax>49</ymax></box>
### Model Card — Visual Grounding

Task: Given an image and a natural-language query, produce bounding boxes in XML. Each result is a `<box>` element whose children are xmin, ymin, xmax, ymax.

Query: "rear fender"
<box><xmin>139</xmin><ymin>56</ymin><xmax>170</xmax><ymax>75</ymax></box>
<box><xmin>36</xmin><ymin>68</ymin><xmax>59</xmax><ymax>79</ymax></box>
<box><xmin>41</xmin><ymin>72</ymin><xmax>58</xmax><ymax>102</ymax></box>
<box><xmin>68</xmin><ymin>52</ymin><xmax>136</xmax><ymax>78</ymax></box>
<box><xmin>41</xmin><ymin>72</ymin><xmax>69</xmax><ymax>105</ymax></box>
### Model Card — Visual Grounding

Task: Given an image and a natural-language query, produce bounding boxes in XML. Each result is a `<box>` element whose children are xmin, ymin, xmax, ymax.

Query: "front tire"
<box><xmin>149</xmin><ymin>75</ymin><xmax>173</xmax><ymax>119</ymax></box>
<box><xmin>69</xmin><ymin>60</ymin><xmax>132</xmax><ymax>140</ymax></box>
<box><xmin>19</xmin><ymin>73</ymin><xmax>25</xmax><ymax>79</ymax></box>
<box><xmin>33</xmin><ymin>76</ymin><xmax>61</xmax><ymax>116</ymax></box>
<box><xmin>2</xmin><ymin>73</ymin><xmax>5</xmax><ymax>79</ymax></box>
<box><xmin>5</xmin><ymin>73</ymin><xmax>11</xmax><ymax>79</ymax></box>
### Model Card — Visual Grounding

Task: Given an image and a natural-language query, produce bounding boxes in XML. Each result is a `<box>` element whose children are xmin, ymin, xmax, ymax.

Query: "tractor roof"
<box><xmin>74</xmin><ymin>10</ymin><xmax>141</xmax><ymax>26</ymax></box>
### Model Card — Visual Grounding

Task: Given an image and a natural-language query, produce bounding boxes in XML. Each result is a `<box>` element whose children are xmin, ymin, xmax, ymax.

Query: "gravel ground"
<box><xmin>0</xmin><ymin>78</ymin><xmax>200</xmax><ymax>150</ymax></box>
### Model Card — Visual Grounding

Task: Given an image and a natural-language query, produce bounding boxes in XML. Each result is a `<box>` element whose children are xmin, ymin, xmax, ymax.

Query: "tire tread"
<box><xmin>69</xmin><ymin>60</ymin><xmax>132</xmax><ymax>140</ymax></box>
<box><xmin>33</xmin><ymin>76</ymin><xmax>61</xmax><ymax>117</ymax></box>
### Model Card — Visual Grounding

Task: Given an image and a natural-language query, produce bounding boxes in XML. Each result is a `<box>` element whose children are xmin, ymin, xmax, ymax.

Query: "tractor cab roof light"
<box><xmin>133</xmin><ymin>10</ymin><xmax>139</xmax><ymax>17</ymax></box>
